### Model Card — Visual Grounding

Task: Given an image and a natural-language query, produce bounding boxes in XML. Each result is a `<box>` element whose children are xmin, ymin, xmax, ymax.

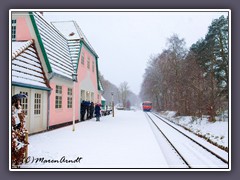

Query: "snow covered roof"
<box><xmin>30</xmin><ymin>12</ymin><xmax>74</xmax><ymax>79</ymax></box>
<box><xmin>12</xmin><ymin>40</ymin><xmax>50</xmax><ymax>90</ymax></box>
<box><xmin>29</xmin><ymin>12</ymin><xmax>101</xmax><ymax>90</ymax></box>
<box><xmin>51</xmin><ymin>21</ymin><xmax>80</xmax><ymax>40</ymax></box>
<box><xmin>51</xmin><ymin>21</ymin><xmax>98</xmax><ymax>73</ymax></box>
<box><xmin>51</xmin><ymin>21</ymin><xmax>97</xmax><ymax>54</ymax></box>
<box><xmin>12</xmin><ymin>40</ymin><xmax>34</xmax><ymax>59</ymax></box>
<box><xmin>67</xmin><ymin>39</ymin><xmax>81</xmax><ymax>73</ymax></box>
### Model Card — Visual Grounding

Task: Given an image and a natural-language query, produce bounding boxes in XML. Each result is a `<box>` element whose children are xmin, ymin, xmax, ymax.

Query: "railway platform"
<box><xmin>23</xmin><ymin>109</ymin><xmax>169</xmax><ymax>169</ymax></box>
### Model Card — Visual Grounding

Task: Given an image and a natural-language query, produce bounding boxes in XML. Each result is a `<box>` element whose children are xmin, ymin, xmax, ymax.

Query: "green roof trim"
<box><xmin>81</xmin><ymin>39</ymin><xmax>98</xmax><ymax>58</ymax></box>
<box><xmin>29</xmin><ymin>12</ymin><xmax>52</xmax><ymax>73</ymax></box>
<box><xmin>75</xmin><ymin>41</ymin><xmax>83</xmax><ymax>73</ymax></box>
<box><xmin>12</xmin><ymin>82</ymin><xmax>51</xmax><ymax>91</ymax></box>
<box><xmin>95</xmin><ymin>57</ymin><xmax>101</xmax><ymax>91</ymax></box>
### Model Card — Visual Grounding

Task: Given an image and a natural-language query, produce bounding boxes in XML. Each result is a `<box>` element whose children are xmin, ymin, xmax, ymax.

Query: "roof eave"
<box><xmin>12</xmin><ymin>81</ymin><xmax>51</xmax><ymax>91</ymax></box>
<box><xmin>29</xmin><ymin>12</ymin><xmax>53</xmax><ymax>73</ymax></box>
<box><xmin>80</xmin><ymin>38</ymin><xmax>99</xmax><ymax>58</ymax></box>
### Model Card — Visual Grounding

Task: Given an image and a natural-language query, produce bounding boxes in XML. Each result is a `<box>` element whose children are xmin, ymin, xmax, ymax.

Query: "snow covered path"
<box><xmin>22</xmin><ymin>109</ymin><xmax>169</xmax><ymax>169</ymax></box>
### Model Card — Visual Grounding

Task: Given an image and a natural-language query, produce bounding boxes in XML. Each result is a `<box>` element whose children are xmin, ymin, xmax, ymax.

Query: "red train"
<box><xmin>142</xmin><ymin>101</ymin><xmax>152</xmax><ymax>111</ymax></box>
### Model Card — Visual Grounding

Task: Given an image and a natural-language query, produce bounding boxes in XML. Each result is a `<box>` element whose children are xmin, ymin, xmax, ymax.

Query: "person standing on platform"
<box><xmin>90</xmin><ymin>102</ymin><xmax>94</xmax><ymax>119</ymax></box>
<box><xmin>95</xmin><ymin>103</ymin><xmax>101</xmax><ymax>121</ymax></box>
<box><xmin>85</xmin><ymin>101</ymin><xmax>90</xmax><ymax>120</ymax></box>
<box><xmin>80</xmin><ymin>100</ymin><xmax>86</xmax><ymax>121</ymax></box>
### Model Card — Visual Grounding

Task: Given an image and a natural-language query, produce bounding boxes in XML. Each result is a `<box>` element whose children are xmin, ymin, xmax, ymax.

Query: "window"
<box><xmin>55</xmin><ymin>85</ymin><xmax>62</xmax><ymax>108</ymax></box>
<box><xmin>20</xmin><ymin>91</ymin><xmax>28</xmax><ymax>115</ymax></box>
<box><xmin>81</xmin><ymin>53</ymin><xmax>84</xmax><ymax>65</ymax></box>
<box><xmin>91</xmin><ymin>92</ymin><xmax>94</xmax><ymax>102</ymax></box>
<box><xmin>87</xmin><ymin>57</ymin><xmax>90</xmax><ymax>69</ymax></box>
<box><xmin>92</xmin><ymin>61</ymin><xmax>95</xmax><ymax>72</ymax></box>
<box><xmin>86</xmin><ymin>91</ymin><xmax>90</xmax><ymax>101</ymax></box>
<box><xmin>67</xmin><ymin>88</ymin><xmax>72</xmax><ymax>108</ymax></box>
<box><xmin>81</xmin><ymin>90</ymin><xmax>85</xmax><ymax>101</ymax></box>
<box><xmin>34</xmin><ymin>93</ymin><xmax>41</xmax><ymax>115</ymax></box>
<box><xmin>12</xmin><ymin>19</ymin><xmax>17</xmax><ymax>41</ymax></box>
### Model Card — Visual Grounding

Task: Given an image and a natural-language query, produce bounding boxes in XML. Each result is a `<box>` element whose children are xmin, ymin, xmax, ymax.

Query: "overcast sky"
<box><xmin>43</xmin><ymin>10</ymin><xmax>228</xmax><ymax>95</ymax></box>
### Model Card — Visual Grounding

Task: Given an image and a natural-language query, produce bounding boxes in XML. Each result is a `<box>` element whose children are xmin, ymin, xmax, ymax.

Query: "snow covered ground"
<box><xmin>146</xmin><ymin>112</ymin><xmax>228</xmax><ymax>168</ymax></box>
<box><xmin>18</xmin><ymin>109</ymin><xmax>229</xmax><ymax>170</ymax></box>
<box><xmin>159</xmin><ymin>111</ymin><xmax>229</xmax><ymax>149</ymax></box>
<box><xmin>21</xmin><ymin>109</ymin><xmax>169</xmax><ymax>169</ymax></box>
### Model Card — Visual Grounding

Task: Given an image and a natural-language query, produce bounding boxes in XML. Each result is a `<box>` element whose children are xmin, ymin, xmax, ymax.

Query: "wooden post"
<box><xmin>25</xmin><ymin>132</ymin><xmax>28</xmax><ymax>163</ymax></box>
<box><xmin>112</xmin><ymin>102</ymin><xmax>114</xmax><ymax>117</ymax></box>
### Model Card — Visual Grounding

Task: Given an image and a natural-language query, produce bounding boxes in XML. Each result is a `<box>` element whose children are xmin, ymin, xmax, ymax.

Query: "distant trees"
<box><xmin>99</xmin><ymin>73</ymin><xmax>139</xmax><ymax>108</ymax></box>
<box><xmin>118</xmin><ymin>81</ymin><xmax>130</xmax><ymax>108</ymax></box>
<box><xmin>99</xmin><ymin>73</ymin><xmax>119</xmax><ymax>105</ymax></box>
<box><xmin>140</xmin><ymin>15</ymin><xmax>229</xmax><ymax>120</ymax></box>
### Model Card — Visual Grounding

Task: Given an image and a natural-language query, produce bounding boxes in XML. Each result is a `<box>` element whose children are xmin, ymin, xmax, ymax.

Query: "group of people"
<box><xmin>80</xmin><ymin>100</ymin><xmax>101</xmax><ymax>121</ymax></box>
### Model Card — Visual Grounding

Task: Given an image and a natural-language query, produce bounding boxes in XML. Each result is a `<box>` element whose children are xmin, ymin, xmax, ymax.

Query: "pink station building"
<box><xmin>11</xmin><ymin>12</ymin><xmax>103</xmax><ymax>134</ymax></box>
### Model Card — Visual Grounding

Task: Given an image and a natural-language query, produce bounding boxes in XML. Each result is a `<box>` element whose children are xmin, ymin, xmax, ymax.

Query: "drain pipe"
<box><xmin>47</xmin><ymin>72</ymin><xmax>55</xmax><ymax>130</ymax></box>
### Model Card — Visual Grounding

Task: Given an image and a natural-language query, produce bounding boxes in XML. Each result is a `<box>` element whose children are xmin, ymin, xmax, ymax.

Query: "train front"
<box><xmin>142</xmin><ymin>101</ymin><xmax>152</xmax><ymax>111</ymax></box>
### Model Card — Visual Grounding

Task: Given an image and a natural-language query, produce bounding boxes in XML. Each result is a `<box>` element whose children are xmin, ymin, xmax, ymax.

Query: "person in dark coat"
<box><xmin>95</xmin><ymin>103</ymin><xmax>101</xmax><ymax>121</ymax></box>
<box><xmin>85</xmin><ymin>101</ymin><xmax>91</xmax><ymax>120</ymax></box>
<box><xmin>80</xmin><ymin>100</ymin><xmax>86</xmax><ymax>121</ymax></box>
<box><xmin>90</xmin><ymin>102</ymin><xmax>94</xmax><ymax>119</ymax></box>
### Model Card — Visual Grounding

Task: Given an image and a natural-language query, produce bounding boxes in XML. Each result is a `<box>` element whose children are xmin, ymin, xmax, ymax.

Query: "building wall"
<box><xmin>48</xmin><ymin>76</ymin><xmax>79</xmax><ymax>126</ymax></box>
<box><xmin>15</xmin><ymin>17</ymin><xmax>32</xmax><ymax>41</ymax></box>
<box><xmin>78</xmin><ymin>45</ymin><xmax>100</xmax><ymax>104</ymax></box>
<box><xmin>12</xmin><ymin>12</ymin><xmax>101</xmax><ymax>128</ymax></box>
<box><xmin>12</xmin><ymin>13</ymin><xmax>50</xmax><ymax>80</ymax></box>
<box><xmin>12</xmin><ymin>13</ymin><xmax>49</xmax><ymax>134</ymax></box>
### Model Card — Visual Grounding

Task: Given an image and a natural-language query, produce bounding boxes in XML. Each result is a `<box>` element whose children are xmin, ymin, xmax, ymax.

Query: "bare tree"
<box><xmin>119</xmin><ymin>81</ymin><xmax>130</xmax><ymax>108</ymax></box>
<box><xmin>140</xmin><ymin>17</ymin><xmax>228</xmax><ymax>120</ymax></box>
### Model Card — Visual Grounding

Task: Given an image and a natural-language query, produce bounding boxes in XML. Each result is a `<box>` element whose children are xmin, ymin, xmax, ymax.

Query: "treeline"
<box><xmin>99</xmin><ymin>73</ymin><xmax>139</xmax><ymax>108</ymax></box>
<box><xmin>140</xmin><ymin>15</ymin><xmax>229</xmax><ymax>121</ymax></box>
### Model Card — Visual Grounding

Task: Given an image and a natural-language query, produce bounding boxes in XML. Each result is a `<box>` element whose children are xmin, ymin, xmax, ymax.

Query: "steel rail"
<box><xmin>145</xmin><ymin>112</ymin><xmax>191</xmax><ymax>168</ymax></box>
<box><xmin>150</xmin><ymin>112</ymin><xmax>228</xmax><ymax>165</ymax></box>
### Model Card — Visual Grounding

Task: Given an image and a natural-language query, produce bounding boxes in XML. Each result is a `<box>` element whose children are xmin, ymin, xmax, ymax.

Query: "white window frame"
<box><xmin>12</xmin><ymin>19</ymin><xmax>17</xmax><ymax>41</ymax></box>
<box><xmin>34</xmin><ymin>93</ymin><xmax>41</xmax><ymax>115</ymax></box>
<box><xmin>67</xmin><ymin>88</ymin><xmax>73</xmax><ymax>108</ymax></box>
<box><xmin>91</xmin><ymin>92</ymin><xmax>94</xmax><ymax>102</ymax></box>
<box><xmin>86</xmin><ymin>91</ymin><xmax>90</xmax><ymax>101</ymax></box>
<box><xmin>20</xmin><ymin>91</ymin><xmax>28</xmax><ymax>115</ymax></box>
<box><xmin>87</xmin><ymin>57</ymin><xmax>90</xmax><ymax>69</ymax></box>
<box><xmin>81</xmin><ymin>90</ymin><xmax>85</xmax><ymax>101</ymax></box>
<box><xmin>92</xmin><ymin>60</ymin><xmax>95</xmax><ymax>73</ymax></box>
<box><xmin>55</xmin><ymin>85</ymin><xmax>62</xmax><ymax>109</ymax></box>
<box><xmin>81</xmin><ymin>53</ymin><xmax>85</xmax><ymax>65</ymax></box>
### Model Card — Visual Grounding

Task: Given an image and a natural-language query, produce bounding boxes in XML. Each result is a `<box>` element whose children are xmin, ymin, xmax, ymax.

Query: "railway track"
<box><xmin>145</xmin><ymin>112</ymin><xmax>228</xmax><ymax>168</ymax></box>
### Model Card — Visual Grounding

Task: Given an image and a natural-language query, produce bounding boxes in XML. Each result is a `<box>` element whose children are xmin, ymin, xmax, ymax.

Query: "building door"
<box><xmin>33</xmin><ymin>91</ymin><xmax>43</xmax><ymax>132</ymax></box>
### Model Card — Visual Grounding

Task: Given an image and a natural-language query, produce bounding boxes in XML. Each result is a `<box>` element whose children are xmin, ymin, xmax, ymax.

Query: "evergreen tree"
<box><xmin>190</xmin><ymin>15</ymin><xmax>229</xmax><ymax>121</ymax></box>
<box><xmin>191</xmin><ymin>15</ymin><xmax>229</xmax><ymax>98</ymax></box>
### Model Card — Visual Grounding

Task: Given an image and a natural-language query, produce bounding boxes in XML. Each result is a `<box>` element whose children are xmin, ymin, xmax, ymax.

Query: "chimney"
<box><xmin>69</xmin><ymin>32</ymin><xmax>75</xmax><ymax>36</ymax></box>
